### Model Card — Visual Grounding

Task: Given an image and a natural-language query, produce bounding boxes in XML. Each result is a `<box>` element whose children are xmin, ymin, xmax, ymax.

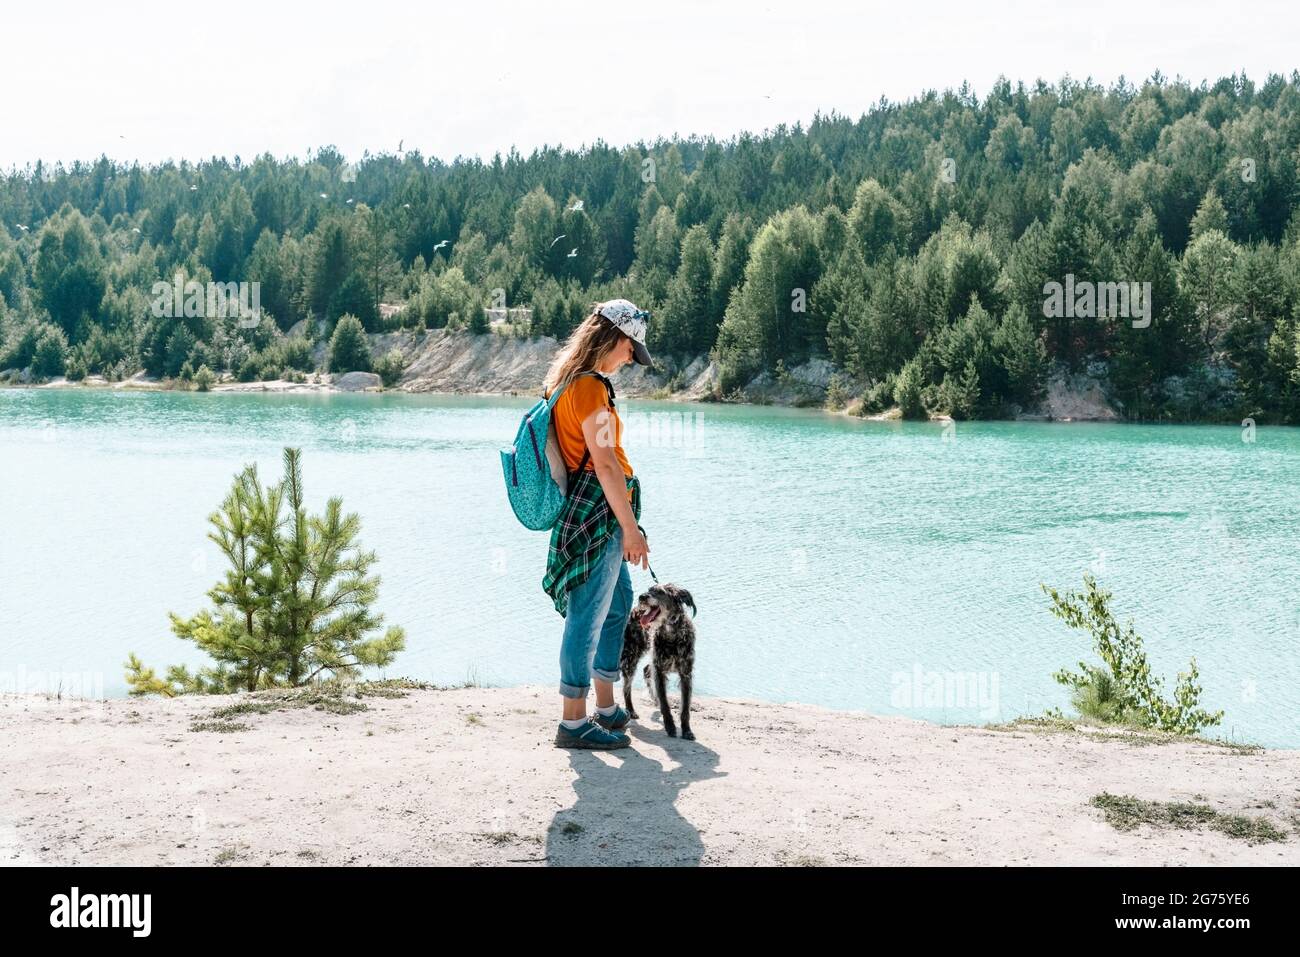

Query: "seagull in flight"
<box><xmin>190</xmin><ymin>185</ymin><xmax>198</xmax><ymax>191</ymax></box>
<box><xmin>346</xmin><ymin>198</ymin><xmax>354</xmax><ymax>204</ymax></box>
<box><xmin>433</xmin><ymin>239</ymin><xmax>449</xmax><ymax>251</ymax></box>
<box><xmin>568</xmin><ymin>200</ymin><xmax>584</xmax><ymax>212</ymax></box>
<box><xmin>319</xmin><ymin>192</ymin><xmax>328</xmax><ymax>199</ymax></box>
<box><xmin>132</xmin><ymin>227</ymin><xmax>141</xmax><ymax>234</ymax></box>
<box><xmin>16</xmin><ymin>224</ymin><xmax>29</xmax><ymax>231</ymax></box>
<box><xmin>402</xmin><ymin>203</ymin><xmax>411</xmax><ymax>209</ymax></box>
<box><xmin>549</xmin><ymin>234</ymin><xmax>566</xmax><ymax>248</ymax></box>
<box><xmin>567</xmin><ymin>248</ymin><xmax>578</xmax><ymax>258</ymax></box>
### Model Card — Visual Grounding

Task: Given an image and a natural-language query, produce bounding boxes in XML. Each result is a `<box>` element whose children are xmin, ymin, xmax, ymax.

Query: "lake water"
<box><xmin>2</xmin><ymin>388</ymin><xmax>1297</xmax><ymax>747</ymax></box>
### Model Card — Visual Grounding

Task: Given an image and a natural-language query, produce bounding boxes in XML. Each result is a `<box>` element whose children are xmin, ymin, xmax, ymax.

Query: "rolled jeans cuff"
<box><xmin>559</xmin><ymin>680</ymin><xmax>589</xmax><ymax>700</ymax></box>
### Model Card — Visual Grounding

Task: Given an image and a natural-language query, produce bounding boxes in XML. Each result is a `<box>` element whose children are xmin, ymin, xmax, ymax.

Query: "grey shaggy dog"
<box><xmin>620</xmin><ymin>582</ymin><xmax>697</xmax><ymax>740</ymax></box>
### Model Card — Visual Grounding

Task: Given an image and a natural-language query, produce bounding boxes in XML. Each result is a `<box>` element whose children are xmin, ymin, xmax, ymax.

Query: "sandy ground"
<box><xmin>1</xmin><ymin>685</ymin><xmax>1296</xmax><ymax>867</ymax></box>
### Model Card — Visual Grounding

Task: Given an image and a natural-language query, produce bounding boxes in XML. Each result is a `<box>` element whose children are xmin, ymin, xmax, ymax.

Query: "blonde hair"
<box><xmin>542</xmin><ymin>306</ymin><xmax>629</xmax><ymax>398</ymax></box>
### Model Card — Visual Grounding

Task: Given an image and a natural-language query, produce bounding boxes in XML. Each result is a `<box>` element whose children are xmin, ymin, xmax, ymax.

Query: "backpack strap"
<box><xmin>543</xmin><ymin>370</ymin><xmax>614</xmax><ymax>405</ymax></box>
<box><xmin>556</xmin><ymin>371</ymin><xmax>616</xmax><ymax>480</ymax></box>
<box><xmin>573</xmin><ymin>445</ymin><xmax>591</xmax><ymax>477</ymax></box>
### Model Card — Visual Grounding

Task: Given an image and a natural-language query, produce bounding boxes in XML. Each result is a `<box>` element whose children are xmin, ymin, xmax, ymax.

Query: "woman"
<box><xmin>541</xmin><ymin>299</ymin><xmax>653</xmax><ymax>750</ymax></box>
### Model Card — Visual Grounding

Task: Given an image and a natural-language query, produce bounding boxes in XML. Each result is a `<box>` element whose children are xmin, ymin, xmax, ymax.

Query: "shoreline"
<box><xmin>2</xmin><ymin>373</ymin><xmax>951</xmax><ymax>423</ymax></box>
<box><xmin>0</xmin><ymin>373</ymin><xmax>1191</xmax><ymax>427</ymax></box>
<box><xmin>0</xmin><ymin>376</ymin><xmax>1274</xmax><ymax>427</ymax></box>
<box><xmin>3</xmin><ymin>683</ymin><xmax>1296</xmax><ymax>866</ymax></box>
<box><xmin>1</xmin><ymin>328</ymin><xmax>1120</xmax><ymax>421</ymax></box>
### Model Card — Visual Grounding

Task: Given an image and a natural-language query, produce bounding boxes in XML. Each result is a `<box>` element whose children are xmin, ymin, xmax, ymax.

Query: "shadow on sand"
<box><xmin>545</xmin><ymin>706</ymin><xmax>726</xmax><ymax>866</ymax></box>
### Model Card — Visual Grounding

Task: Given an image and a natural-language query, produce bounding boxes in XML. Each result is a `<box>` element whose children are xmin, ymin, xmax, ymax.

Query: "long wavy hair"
<box><xmin>542</xmin><ymin>306</ymin><xmax>629</xmax><ymax>398</ymax></box>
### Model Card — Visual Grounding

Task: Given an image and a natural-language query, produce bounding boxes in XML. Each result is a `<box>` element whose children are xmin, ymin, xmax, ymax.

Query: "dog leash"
<box><xmin>636</xmin><ymin>523</ymin><xmax>659</xmax><ymax>583</ymax></box>
<box><xmin>636</xmin><ymin>523</ymin><xmax>697</xmax><ymax>621</ymax></box>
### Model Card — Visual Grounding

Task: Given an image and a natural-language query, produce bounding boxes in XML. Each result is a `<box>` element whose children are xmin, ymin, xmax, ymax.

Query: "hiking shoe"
<box><xmin>555</xmin><ymin>717</ymin><xmax>630</xmax><ymax>749</ymax></box>
<box><xmin>592</xmin><ymin>705</ymin><xmax>631</xmax><ymax>731</ymax></box>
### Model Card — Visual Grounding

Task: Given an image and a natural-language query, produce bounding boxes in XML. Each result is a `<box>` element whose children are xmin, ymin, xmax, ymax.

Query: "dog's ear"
<box><xmin>668</xmin><ymin>584</ymin><xmax>696</xmax><ymax>618</ymax></box>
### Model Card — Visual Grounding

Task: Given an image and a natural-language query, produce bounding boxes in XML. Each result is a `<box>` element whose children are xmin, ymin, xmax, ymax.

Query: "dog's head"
<box><xmin>631</xmin><ymin>582</ymin><xmax>696</xmax><ymax>635</ymax></box>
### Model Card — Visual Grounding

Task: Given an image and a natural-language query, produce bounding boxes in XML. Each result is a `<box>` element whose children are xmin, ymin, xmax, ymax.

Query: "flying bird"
<box><xmin>346</xmin><ymin>198</ymin><xmax>354</xmax><ymax>204</ymax></box>
<box><xmin>402</xmin><ymin>203</ymin><xmax>411</xmax><ymax>209</ymax></box>
<box><xmin>190</xmin><ymin>185</ymin><xmax>198</xmax><ymax>191</ymax></box>
<box><xmin>568</xmin><ymin>200</ymin><xmax>584</xmax><ymax>212</ymax></box>
<box><xmin>549</xmin><ymin>234</ymin><xmax>566</xmax><ymax>248</ymax></box>
<box><xmin>16</xmin><ymin>224</ymin><xmax>28</xmax><ymax>231</ymax></box>
<box><xmin>434</xmin><ymin>239</ymin><xmax>449</xmax><ymax>251</ymax></box>
<box><xmin>567</xmin><ymin>248</ymin><xmax>578</xmax><ymax>258</ymax></box>
<box><xmin>319</xmin><ymin>192</ymin><xmax>328</xmax><ymax>199</ymax></box>
<box><xmin>132</xmin><ymin>227</ymin><xmax>141</xmax><ymax>234</ymax></box>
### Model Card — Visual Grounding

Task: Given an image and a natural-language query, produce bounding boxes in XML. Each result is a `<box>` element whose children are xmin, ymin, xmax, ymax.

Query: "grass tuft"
<box><xmin>1091</xmin><ymin>792</ymin><xmax>1290</xmax><ymax>844</ymax></box>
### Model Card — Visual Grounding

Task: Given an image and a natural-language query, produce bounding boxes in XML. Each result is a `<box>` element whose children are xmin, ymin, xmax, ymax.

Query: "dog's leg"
<box><xmin>679</xmin><ymin>671</ymin><xmax>694</xmax><ymax>740</ymax></box>
<box><xmin>622</xmin><ymin>661</ymin><xmax>638</xmax><ymax>719</ymax></box>
<box><xmin>654</xmin><ymin>665</ymin><xmax>676</xmax><ymax>737</ymax></box>
<box><xmin>642</xmin><ymin>663</ymin><xmax>656</xmax><ymax>707</ymax></box>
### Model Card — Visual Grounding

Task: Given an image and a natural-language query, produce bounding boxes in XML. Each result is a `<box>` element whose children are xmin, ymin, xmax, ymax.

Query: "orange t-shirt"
<box><xmin>550</xmin><ymin>374</ymin><xmax>633</xmax><ymax>478</ymax></box>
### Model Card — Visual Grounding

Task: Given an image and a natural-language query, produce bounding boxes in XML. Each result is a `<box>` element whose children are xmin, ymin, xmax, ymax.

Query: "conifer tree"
<box><xmin>126</xmin><ymin>448</ymin><xmax>405</xmax><ymax>695</ymax></box>
<box><xmin>328</xmin><ymin>313</ymin><xmax>372</xmax><ymax>373</ymax></box>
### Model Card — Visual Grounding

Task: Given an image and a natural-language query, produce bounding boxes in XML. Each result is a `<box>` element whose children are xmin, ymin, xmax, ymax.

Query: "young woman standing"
<box><xmin>541</xmin><ymin>299</ymin><xmax>653</xmax><ymax>749</ymax></box>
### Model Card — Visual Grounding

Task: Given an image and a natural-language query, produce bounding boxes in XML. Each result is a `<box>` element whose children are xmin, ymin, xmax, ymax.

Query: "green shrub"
<box><xmin>31</xmin><ymin>324</ymin><xmax>69</xmax><ymax>378</ymax></box>
<box><xmin>825</xmin><ymin>372</ymin><xmax>851</xmax><ymax>411</ymax></box>
<box><xmin>262</xmin><ymin>335</ymin><xmax>314</xmax><ymax>373</ymax></box>
<box><xmin>862</xmin><ymin>376</ymin><xmax>895</xmax><ymax>413</ymax></box>
<box><xmin>893</xmin><ymin>357</ymin><xmax>927</xmax><ymax>419</ymax></box>
<box><xmin>1066</xmin><ymin>665</ymin><xmax>1144</xmax><ymax>724</ymax></box>
<box><xmin>194</xmin><ymin>364</ymin><xmax>215</xmax><ymax>392</ymax></box>
<box><xmin>70</xmin><ymin>321</ymin><xmax>132</xmax><ymax>376</ymax></box>
<box><xmin>328</xmin><ymin>314</ymin><xmax>372</xmax><ymax>373</ymax></box>
<box><xmin>163</xmin><ymin>326</ymin><xmax>198</xmax><ymax>378</ymax></box>
<box><xmin>1042</xmin><ymin>574</ymin><xmax>1224</xmax><ymax>735</ymax></box>
<box><xmin>2</xmin><ymin>319</ymin><xmax>67</xmax><ymax>374</ymax></box>
<box><xmin>373</xmin><ymin>348</ymin><xmax>405</xmax><ymax>387</ymax></box>
<box><xmin>937</xmin><ymin>359</ymin><xmax>981</xmax><ymax>419</ymax></box>
<box><xmin>1</xmin><ymin>323</ymin><xmax>36</xmax><ymax>370</ymax></box>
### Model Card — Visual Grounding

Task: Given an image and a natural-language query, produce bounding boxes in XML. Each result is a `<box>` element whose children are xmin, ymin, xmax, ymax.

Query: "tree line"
<box><xmin>3</xmin><ymin>71</ymin><xmax>1300</xmax><ymax>420</ymax></box>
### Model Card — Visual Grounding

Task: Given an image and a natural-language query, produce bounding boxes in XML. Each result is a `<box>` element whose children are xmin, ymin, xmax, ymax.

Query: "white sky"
<box><xmin>4</xmin><ymin>0</ymin><xmax>1296</xmax><ymax>170</ymax></box>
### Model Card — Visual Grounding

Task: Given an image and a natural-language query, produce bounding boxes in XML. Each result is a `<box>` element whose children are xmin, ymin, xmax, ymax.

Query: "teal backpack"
<box><xmin>501</xmin><ymin>372</ymin><xmax>613</xmax><ymax>530</ymax></box>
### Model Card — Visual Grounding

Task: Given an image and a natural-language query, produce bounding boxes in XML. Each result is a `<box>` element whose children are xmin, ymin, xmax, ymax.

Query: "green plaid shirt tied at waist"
<box><xmin>542</xmin><ymin>469</ymin><xmax>642</xmax><ymax>617</ymax></box>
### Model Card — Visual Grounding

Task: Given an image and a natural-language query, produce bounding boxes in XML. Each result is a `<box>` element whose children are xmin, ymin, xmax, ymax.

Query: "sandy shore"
<box><xmin>2</xmin><ymin>684</ymin><xmax>1296</xmax><ymax>866</ymax></box>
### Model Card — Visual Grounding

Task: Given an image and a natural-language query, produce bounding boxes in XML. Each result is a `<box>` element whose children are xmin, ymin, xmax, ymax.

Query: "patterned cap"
<box><xmin>597</xmin><ymin>299</ymin><xmax>652</xmax><ymax>366</ymax></box>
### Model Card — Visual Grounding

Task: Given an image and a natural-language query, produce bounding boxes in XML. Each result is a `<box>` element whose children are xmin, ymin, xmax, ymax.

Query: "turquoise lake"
<box><xmin>1</xmin><ymin>388</ymin><xmax>1297</xmax><ymax>747</ymax></box>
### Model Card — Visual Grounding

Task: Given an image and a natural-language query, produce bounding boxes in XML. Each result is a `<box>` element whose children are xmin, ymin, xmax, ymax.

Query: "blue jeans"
<box><xmin>559</xmin><ymin>525</ymin><xmax>632</xmax><ymax>699</ymax></box>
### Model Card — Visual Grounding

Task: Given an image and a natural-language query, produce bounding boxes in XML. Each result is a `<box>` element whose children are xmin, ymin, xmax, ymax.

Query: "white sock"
<box><xmin>561</xmin><ymin>716</ymin><xmax>589</xmax><ymax>729</ymax></box>
<box><xmin>596</xmin><ymin>703</ymin><xmax>618</xmax><ymax>716</ymax></box>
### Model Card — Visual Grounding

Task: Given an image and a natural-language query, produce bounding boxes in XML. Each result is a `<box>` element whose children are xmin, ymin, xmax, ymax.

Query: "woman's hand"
<box><xmin>621</xmin><ymin>523</ymin><xmax>650</xmax><ymax>569</ymax></box>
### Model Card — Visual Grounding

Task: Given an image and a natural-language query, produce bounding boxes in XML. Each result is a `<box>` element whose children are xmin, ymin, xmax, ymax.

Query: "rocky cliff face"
<box><xmin>1032</xmin><ymin>368</ymin><xmax>1120</xmax><ymax>421</ymax></box>
<box><xmin>387</xmin><ymin>329</ymin><xmax>720</xmax><ymax>400</ymax></box>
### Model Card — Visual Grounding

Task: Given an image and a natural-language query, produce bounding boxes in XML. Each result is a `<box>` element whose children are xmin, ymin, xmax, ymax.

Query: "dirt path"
<box><xmin>2</xmin><ymin>685</ymin><xmax>1296</xmax><ymax>866</ymax></box>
